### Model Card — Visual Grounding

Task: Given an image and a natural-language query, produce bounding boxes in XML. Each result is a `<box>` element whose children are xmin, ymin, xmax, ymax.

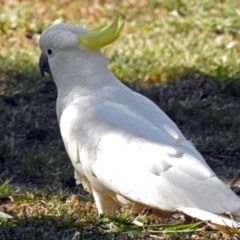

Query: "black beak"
<box><xmin>39</xmin><ymin>52</ymin><xmax>52</xmax><ymax>77</ymax></box>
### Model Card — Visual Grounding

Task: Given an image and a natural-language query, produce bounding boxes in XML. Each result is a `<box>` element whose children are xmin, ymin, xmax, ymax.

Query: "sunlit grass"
<box><xmin>0</xmin><ymin>181</ymin><xmax>226</xmax><ymax>239</ymax></box>
<box><xmin>1</xmin><ymin>0</ymin><xmax>240</xmax><ymax>85</ymax></box>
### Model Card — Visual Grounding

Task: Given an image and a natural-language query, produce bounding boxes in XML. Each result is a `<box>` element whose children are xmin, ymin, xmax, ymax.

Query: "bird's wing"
<box><xmin>97</xmin><ymin>84</ymin><xmax>198</xmax><ymax>153</ymax></box>
<box><xmin>60</xmin><ymin>95</ymin><xmax>240</xmax><ymax>221</ymax></box>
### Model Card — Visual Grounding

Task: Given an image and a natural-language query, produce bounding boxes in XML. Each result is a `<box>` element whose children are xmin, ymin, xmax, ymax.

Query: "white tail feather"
<box><xmin>178</xmin><ymin>207</ymin><xmax>240</xmax><ymax>228</ymax></box>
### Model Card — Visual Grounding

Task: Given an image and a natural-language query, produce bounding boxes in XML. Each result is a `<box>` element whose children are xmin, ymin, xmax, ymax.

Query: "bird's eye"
<box><xmin>47</xmin><ymin>49</ymin><xmax>52</xmax><ymax>55</ymax></box>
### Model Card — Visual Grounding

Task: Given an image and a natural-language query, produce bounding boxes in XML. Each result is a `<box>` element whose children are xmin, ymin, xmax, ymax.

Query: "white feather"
<box><xmin>178</xmin><ymin>207</ymin><xmax>240</xmax><ymax>228</ymax></box>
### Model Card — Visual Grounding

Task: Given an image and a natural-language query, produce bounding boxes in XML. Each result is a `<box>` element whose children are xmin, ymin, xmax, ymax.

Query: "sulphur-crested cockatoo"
<box><xmin>39</xmin><ymin>15</ymin><xmax>240</xmax><ymax>228</ymax></box>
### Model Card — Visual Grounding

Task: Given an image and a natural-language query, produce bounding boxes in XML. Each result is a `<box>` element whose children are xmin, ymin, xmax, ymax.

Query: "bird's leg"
<box><xmin>92</xmin><ymin>189</ymin><xmax>118</xmax><ymax>216</ymax></box>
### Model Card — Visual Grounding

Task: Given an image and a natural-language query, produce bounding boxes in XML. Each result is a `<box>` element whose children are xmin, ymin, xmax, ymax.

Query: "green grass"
<box><xmin>0</xmin><ymin>0</ymin><xmax>240</xmax><ymax>239</ymax></box>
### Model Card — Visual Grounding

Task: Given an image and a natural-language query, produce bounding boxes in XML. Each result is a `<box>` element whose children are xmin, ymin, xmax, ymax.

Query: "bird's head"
<box><xmin>39</xmin><ymin>14</ymin><xmax>124</xmax><ymax>77</ymax></box>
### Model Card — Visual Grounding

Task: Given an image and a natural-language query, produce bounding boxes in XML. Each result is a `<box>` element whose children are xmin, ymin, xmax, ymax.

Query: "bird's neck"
<box><xmin>51</xmin><ymin>49</ymin><xmax>116</xmax><ymax>121</ymax></box>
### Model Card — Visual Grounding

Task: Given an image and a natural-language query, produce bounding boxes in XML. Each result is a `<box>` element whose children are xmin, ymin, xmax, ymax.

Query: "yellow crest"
<box><xmin>79</xmin><ymin>14</ymin><xmax>124</xmax><ymax>50</ymax></box>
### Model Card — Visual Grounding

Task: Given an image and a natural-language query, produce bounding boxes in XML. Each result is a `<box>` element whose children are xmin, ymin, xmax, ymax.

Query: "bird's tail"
<box><xmin>178</xmin><ymin>207</ymin><xmax>240</xmax><ymax>228</ymax></box>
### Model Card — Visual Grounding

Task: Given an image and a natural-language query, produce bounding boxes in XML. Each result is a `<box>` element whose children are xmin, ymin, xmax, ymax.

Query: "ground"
<box><xmin>0</xmin><ymin>0</ymin><xmax>240</xmax><ymax>239</ymax></box>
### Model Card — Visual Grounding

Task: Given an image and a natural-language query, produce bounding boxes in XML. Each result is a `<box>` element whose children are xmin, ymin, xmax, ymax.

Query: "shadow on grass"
<box><xmin>0</xmin><ymin>66</ymin><xmax>240</xmax><ymax>190</ymax></box>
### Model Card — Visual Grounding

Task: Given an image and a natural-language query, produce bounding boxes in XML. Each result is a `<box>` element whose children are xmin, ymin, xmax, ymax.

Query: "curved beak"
<box><xmin>39</xmin><ymin>52</ymin><xmax>52</xmax><ymax>77</ymax></box>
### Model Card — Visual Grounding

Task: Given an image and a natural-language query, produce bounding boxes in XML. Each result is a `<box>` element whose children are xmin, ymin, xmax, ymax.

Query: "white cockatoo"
<box><xmin>39</xmin><ymin>15</ymin><xmax>240</xmax><ymax>228</ymax></box>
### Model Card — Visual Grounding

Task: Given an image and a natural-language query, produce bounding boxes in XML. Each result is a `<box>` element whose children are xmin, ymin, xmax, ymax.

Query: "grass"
<box><xmin>0</xmin><ymin>0</ymin><xmax>240</xmax><ymax>239</ymax></box>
